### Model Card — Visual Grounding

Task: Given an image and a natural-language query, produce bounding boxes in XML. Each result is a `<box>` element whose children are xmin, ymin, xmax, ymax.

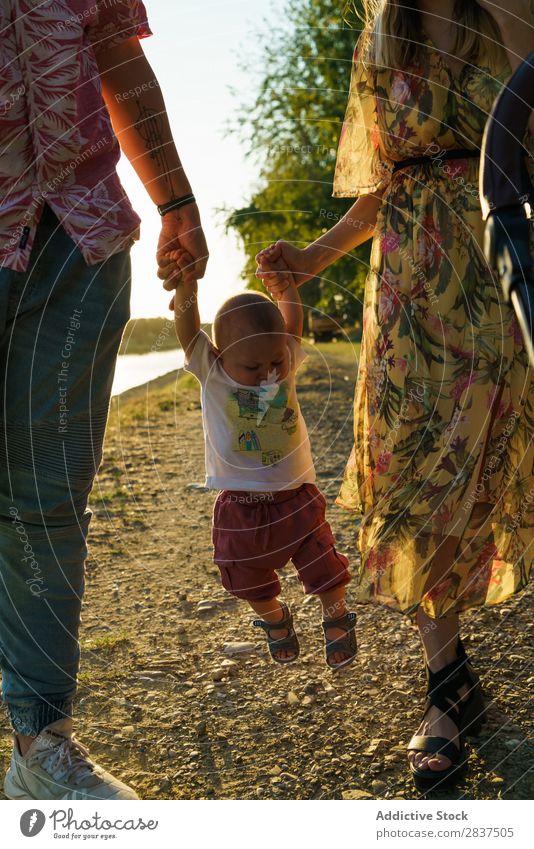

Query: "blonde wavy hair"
<box><xmin>346</xmin><ymin>0</ymin><xmax>507</xmax><ymax>71</ymax></box>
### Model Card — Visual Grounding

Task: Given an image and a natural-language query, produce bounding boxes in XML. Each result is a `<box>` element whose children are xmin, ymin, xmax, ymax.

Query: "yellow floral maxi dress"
<box><xmin>332</xmin><ymin>32</ymin><xmax>534</xmax><ymax>618</ymax></box>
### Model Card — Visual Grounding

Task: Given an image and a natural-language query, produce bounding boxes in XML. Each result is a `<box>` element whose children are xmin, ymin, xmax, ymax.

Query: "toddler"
<box><xmin>170</xmin><ymin>249</ymin><xmax>356</xmax><ymax>669</ymax></box>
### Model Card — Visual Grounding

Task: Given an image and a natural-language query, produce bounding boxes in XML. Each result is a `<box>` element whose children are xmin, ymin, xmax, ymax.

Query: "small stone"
<box><xmin>122</xmin><ymin>725</ymin><xmax>135</xmax><ymax>737</ymax></box>
<box><xmin>287</xmin><ymin>691</ymin><xmax>300</xmax><ymax>706</ymax></box>
<box><xmin>137</xmin><ymin>670</ymin><xmax>166</xmax><ymax>678</ymax></box>
<box><xmin>371</xmin><ymin>780</ymin><xmax>387</xmax><ymax>795</ymax></box>
<box><xmin>135</xmin><ymin>676</ymin><xmax>163</xmax><ymax>690</ymax></box>
<box><xmin>212</xmin><ymin>668</ymin><xmax>225</xmax><ymax>682</ymax></box>
<box><xmin>342</xmin><ymin>789</ymin><xmax>374</xmax><ymax>800</ymax></box>
<box><xmin>363</xmin><ymin>738</ymin><xmax>385</xmax><ymax>755</ymax></box>
<box><xmin>220</xmin><ymin>659</ymin><xmax>239</xmax><ymax>676</ymax></box>
<box><xmin>503</xmin><ymin>738</ymin><xmax>524</xmax><ymax>750</ymax></box>
<box><xmin>301</xmin><ymin>695</ymin><xmax>315</xmax><ymax>707</ymax></box>
<box><xmin>197</xmin><ymin>601</ymin><xmax>215</xmax><ymax>614</ymax></box>
<box><xmin>490</xmin><ymin>776</ymin><xmax>505</xmax><ymax>785</ymax></box>
<box><xmin>269</xmin><ymin>766</ymin><xmax>282</xmax><ymax>777</ymax></box>
<box><xmin>223</xmin><ymin>642</ymin><xmax>257</xmax><ymax>657</ymax></box>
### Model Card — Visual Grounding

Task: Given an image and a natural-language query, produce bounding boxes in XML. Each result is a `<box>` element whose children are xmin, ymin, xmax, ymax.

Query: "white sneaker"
<box><xmin>4</xmin><ymin>718</ymin><xmax>138</xmax><ymax>800</ymax></box>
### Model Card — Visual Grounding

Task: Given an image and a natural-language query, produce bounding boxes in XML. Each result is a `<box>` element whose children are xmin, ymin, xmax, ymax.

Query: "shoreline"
<box><xmin>113</xmin><ymin>367</ymin><xmax>182</xmax><ymax>403</ymax></box>
<box><xmin>113</xmin><ymin>337</ymin><xmax>361</xmax><ymax>404</ymax></box>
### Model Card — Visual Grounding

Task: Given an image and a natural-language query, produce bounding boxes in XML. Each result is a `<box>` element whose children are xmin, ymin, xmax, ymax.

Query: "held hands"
<box><xmin>255</xmin><ymin>240</ymin><xmax>315</xmax><ymax>299</ymax></box>
<box><xmin>157</xmin><ymin>203</ymin><xmax>209</xmax><ymax>292</ymax></box>
<box><xmin>164</xmin><ymin>248</ymin><xmax>197</xmax><ymax>311</ymax></box>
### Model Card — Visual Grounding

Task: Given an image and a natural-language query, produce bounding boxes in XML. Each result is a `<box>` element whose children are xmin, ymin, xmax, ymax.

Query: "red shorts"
<box><xmin>212</xmin><ymin>483</ymin><xmax>351</xmax><ymax>601</ymax></box>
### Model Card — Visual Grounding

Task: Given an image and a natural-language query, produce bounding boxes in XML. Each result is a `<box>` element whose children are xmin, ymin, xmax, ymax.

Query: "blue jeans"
<box><xmin>0</xmin><ymin>205</ymin><xmax>131</xmax><ymax>735</ymax></box>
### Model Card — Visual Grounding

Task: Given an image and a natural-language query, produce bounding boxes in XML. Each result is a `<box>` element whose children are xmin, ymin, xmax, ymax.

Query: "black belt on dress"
<box><xmin>392</xmin><ymin>148</ymin><xmax>480</xmax><ymax>173</ymax></box>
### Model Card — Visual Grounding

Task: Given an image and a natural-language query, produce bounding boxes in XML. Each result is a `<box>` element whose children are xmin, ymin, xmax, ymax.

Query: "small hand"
<box><xmin>255</xmin><ymin>240</ymin><xmax>315</xmax><ymax>298</ymax></box>
<box><xmin>255</xmin><ymin>244</ymin><xmax>295</xmax><ymax>301</ymax></box>
<box><xmin>165</xmin><ymin>248</ymin><xmax>196</xmax><ymax>311</ymax></box>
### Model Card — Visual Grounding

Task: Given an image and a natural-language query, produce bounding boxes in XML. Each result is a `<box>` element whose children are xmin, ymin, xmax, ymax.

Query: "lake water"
<box><xmin>112</xmin><ymin>348</ymin><xmax>185</xmax><ymax>396</ymax></box>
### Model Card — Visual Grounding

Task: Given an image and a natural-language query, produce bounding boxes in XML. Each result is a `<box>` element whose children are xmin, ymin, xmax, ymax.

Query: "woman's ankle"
<box><xmin>416</xmin><ymin>607</ymin><xmax>460</xmax><ymax>672</ymax></box>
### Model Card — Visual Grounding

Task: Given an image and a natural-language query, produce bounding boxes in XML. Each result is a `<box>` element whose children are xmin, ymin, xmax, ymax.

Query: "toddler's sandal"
<box><xmin>253</xmin><ymin>601</ymin><xmax>300</xmax><ymax>664</ymax></box>
<box><xmin>322</xmin><ymin>611</ymin><xmax>357</xmax><ymax>671</ymax></box>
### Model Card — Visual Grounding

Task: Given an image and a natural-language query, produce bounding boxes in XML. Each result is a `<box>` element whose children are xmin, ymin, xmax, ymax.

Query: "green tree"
<box><xmin>226</xmin><ymin>0</ymin><xmax>369</xmax><ymax>332</ymax></box>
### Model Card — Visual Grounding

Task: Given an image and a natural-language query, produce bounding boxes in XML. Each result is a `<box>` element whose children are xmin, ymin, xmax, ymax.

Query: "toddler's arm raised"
<box><xmin>279</xmin><ymin>279</ymin><xmax>304</xmax><ymax>341</ymax></box>
<box><xmin>260</xmin><ymin>247</ymin><xmax>304</xmax><ymax>340</ymax></box>
<box><xmin>171</xmin><ymin>250</ymin><xmax>201</xmax><ymax>358</ymax></box>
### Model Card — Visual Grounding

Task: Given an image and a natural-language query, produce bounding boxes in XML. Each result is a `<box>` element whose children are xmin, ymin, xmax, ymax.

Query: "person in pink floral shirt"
<box><xmin>0</xmin><ymin>0</ymin><xmax>207</xmax><ymax>800</ymax></box>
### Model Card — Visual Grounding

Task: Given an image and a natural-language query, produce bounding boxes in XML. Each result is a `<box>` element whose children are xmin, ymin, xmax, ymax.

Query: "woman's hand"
<box><xmin>255</xmin><ymin>241</ymin><xmax>318</xmax><ymax>299</ymax></box>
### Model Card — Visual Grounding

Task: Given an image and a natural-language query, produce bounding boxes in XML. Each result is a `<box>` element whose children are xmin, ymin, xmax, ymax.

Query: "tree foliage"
<box><xmin>226</xmin><ymin>0</ymin><xmax>369</xmax><ymax>329</ymax></box>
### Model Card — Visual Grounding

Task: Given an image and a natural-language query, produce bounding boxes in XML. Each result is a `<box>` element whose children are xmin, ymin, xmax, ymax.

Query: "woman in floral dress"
<box><xmin>256</xmin><ymin>0</ymin><xmax>534</xmax><ymax>790</ymax></box>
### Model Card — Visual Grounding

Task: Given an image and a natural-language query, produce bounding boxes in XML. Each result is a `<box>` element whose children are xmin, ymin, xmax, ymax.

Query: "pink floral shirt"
<box><xmin>0</xmin><ymin>0</ymin><xmax>152</xmax><ymax>272</ymax></box>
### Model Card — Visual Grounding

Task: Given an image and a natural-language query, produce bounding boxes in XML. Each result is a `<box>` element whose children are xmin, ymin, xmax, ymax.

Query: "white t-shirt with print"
<box><xmin>184</xmin><ymin>330</ymin><xmax>316</xmax><ymax>491</ymax></box>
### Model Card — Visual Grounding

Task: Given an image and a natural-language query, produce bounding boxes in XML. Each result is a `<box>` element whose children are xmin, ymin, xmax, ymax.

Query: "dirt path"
<box><xmin>1</xmin><ymin>343</ymin><xmax>532</xmax><ymax>800</ymax></box>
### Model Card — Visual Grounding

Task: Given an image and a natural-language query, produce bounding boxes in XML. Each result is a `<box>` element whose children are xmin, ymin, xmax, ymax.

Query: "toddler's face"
<box><xmin>218</xmin><ymin>332</ymin><xmax>289</xmax><ymax>386</ymax></box>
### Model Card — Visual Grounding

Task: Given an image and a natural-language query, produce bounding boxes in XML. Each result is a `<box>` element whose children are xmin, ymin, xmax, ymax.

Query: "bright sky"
<box><xmin>117</xmin><ymin>0</ymin><xmax>282</xmax><ymax>320</ymax></box>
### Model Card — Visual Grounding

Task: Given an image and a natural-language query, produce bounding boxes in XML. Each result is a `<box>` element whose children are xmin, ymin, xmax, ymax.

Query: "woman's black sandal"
<box><xmin>408</xmin><ymin>638</ymin><xmax>486</xmax><ymax>791</ymax></box>
<box><xmin>253</xmin><ymin>601</ymin><xmax>300</xmax><ymax>664</ymax></box>
<box><xmin>322</xmin><ymin>611</ymin><xmax>357</xmax><ymax>671</ymax></box>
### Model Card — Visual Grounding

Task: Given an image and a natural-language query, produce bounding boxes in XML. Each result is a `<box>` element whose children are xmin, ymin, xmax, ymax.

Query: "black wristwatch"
<box><xmin>157</xmin><ymin>194</ymin><xmax>196</xmax><ymax>216</ymax></box>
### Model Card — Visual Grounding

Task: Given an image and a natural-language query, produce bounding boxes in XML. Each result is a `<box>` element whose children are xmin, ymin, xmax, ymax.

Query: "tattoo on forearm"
<box><xmin>134</xmin><ymin>99</ymin><xmax>176</xmax><ymax>194</ymax></box>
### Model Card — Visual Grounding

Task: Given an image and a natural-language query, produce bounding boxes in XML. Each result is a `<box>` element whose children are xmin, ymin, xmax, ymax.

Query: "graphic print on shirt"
<box><xmin>229</xmin><ymin>380</ymin><xmax>299</xmax><ymax>467</ymax></box>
